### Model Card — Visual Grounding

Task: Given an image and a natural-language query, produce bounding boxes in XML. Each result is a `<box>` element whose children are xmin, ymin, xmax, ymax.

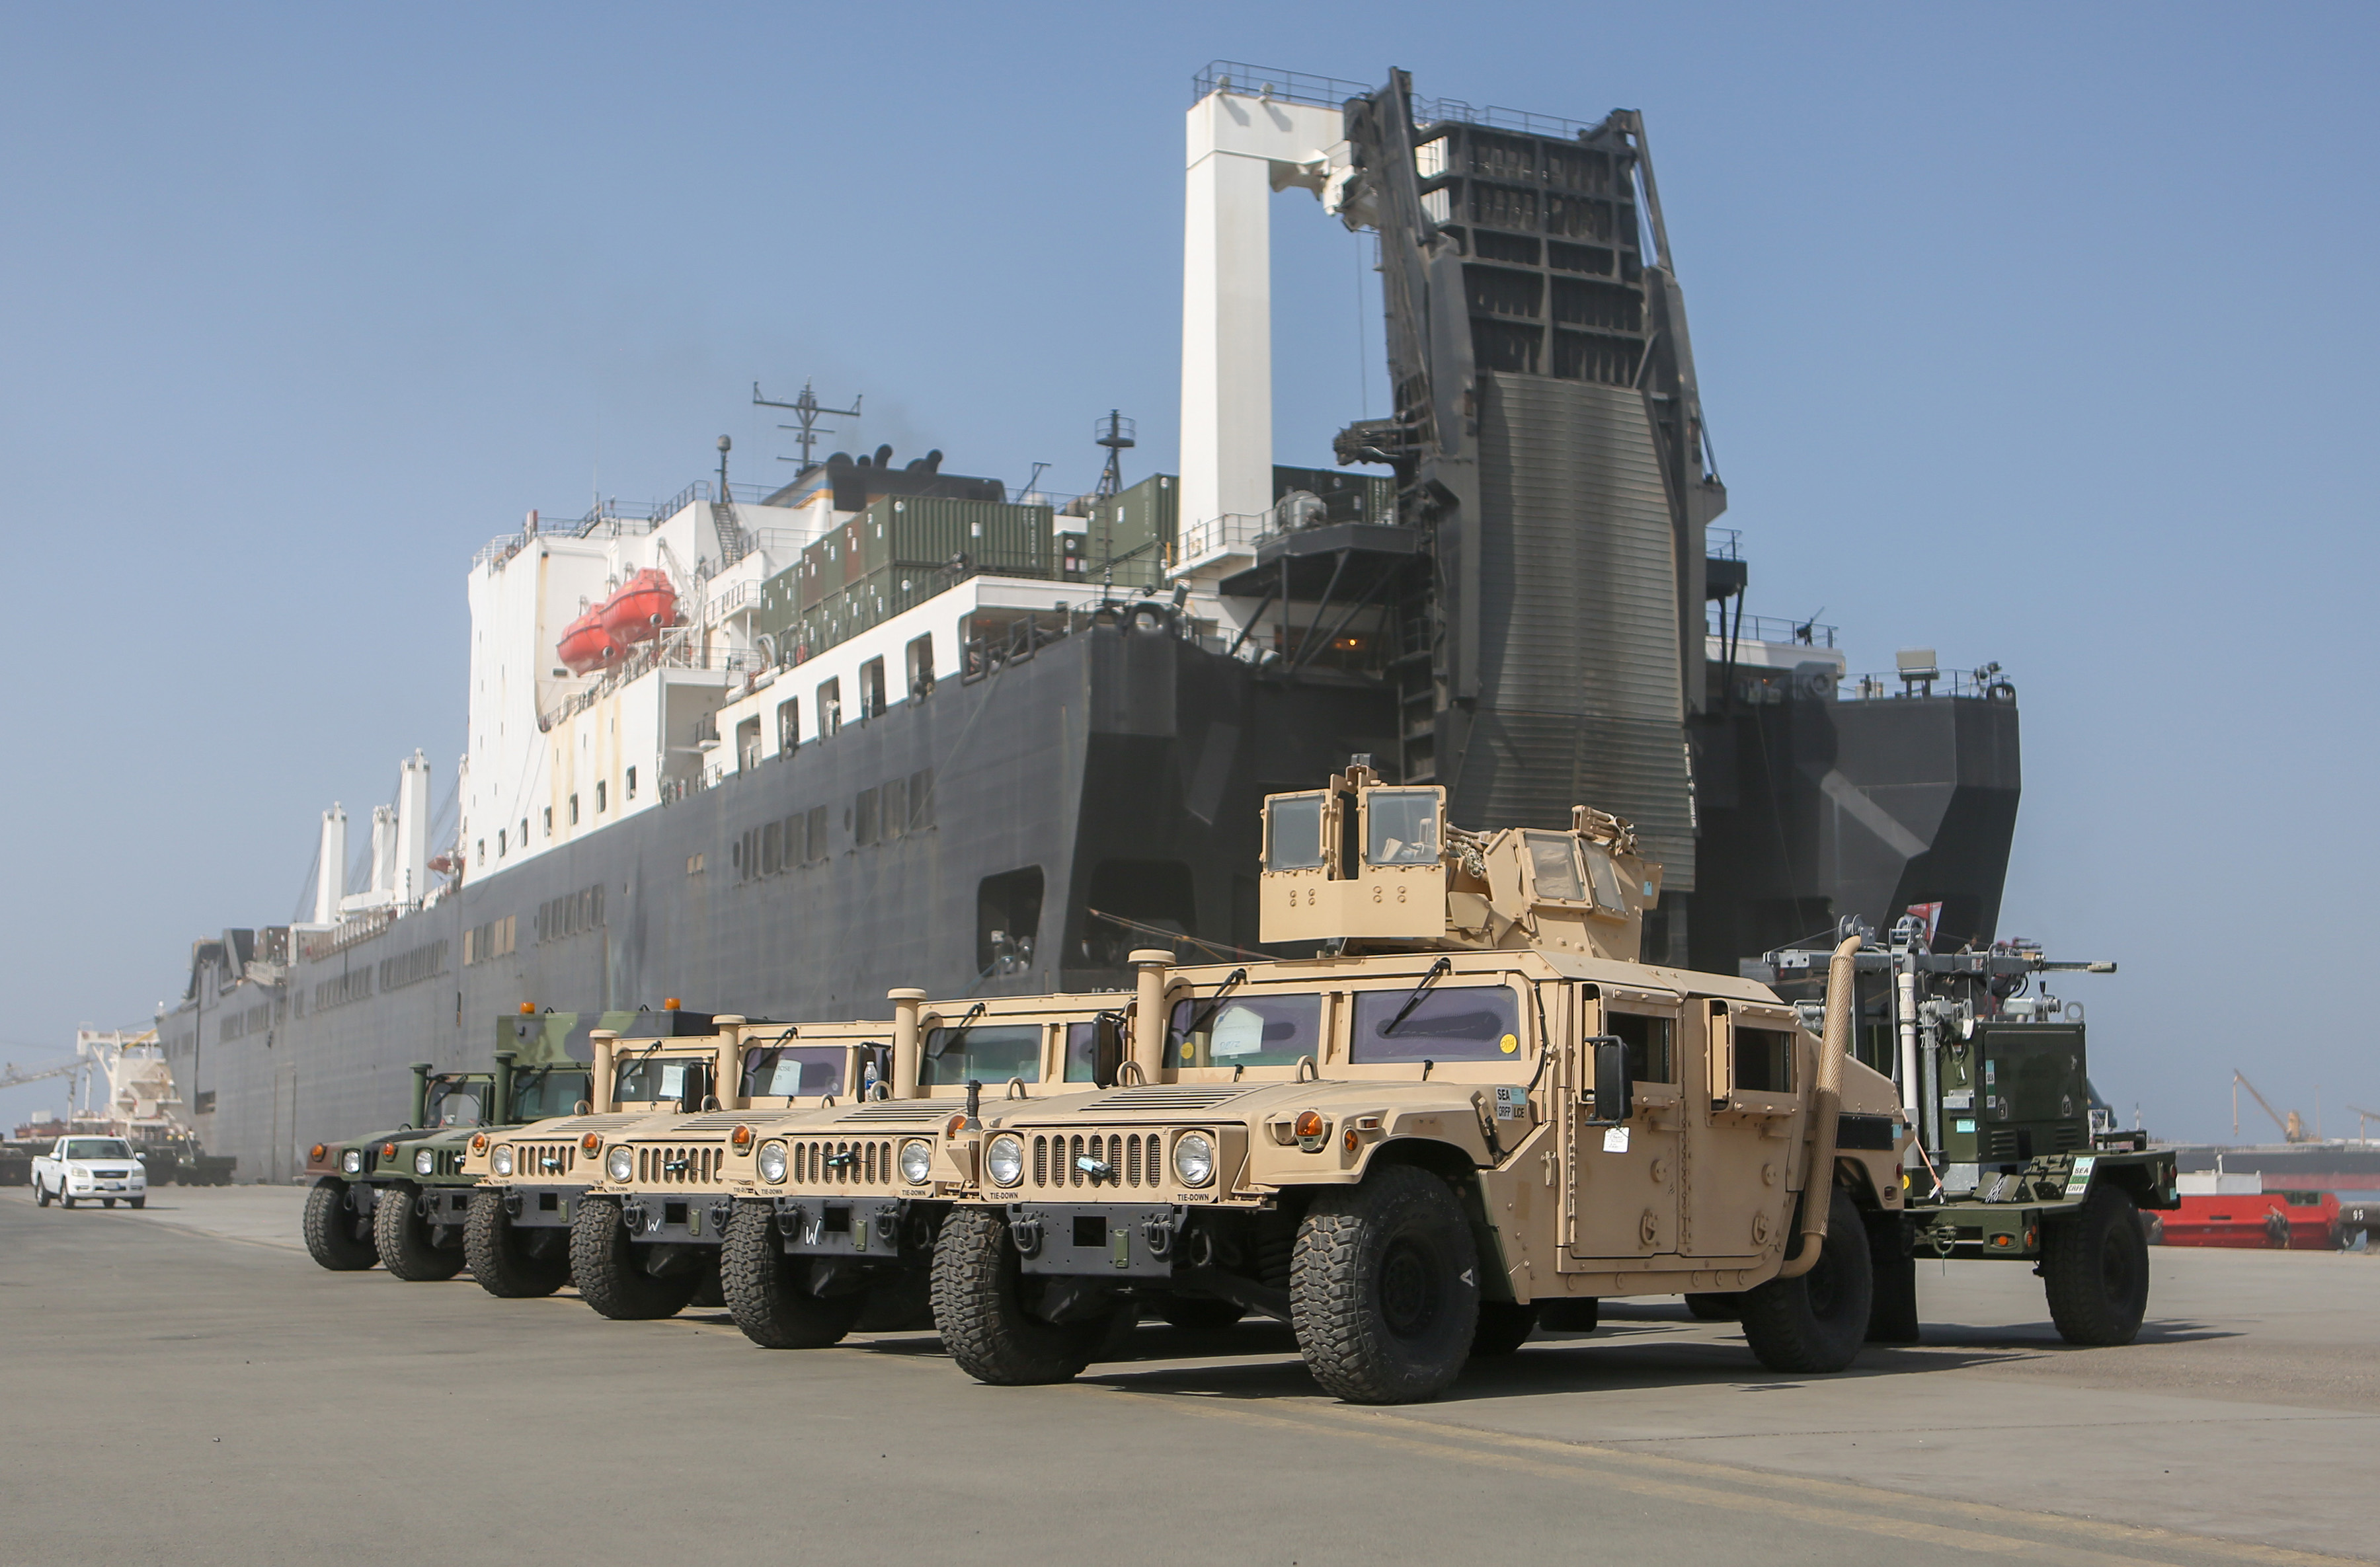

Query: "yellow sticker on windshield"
<box><xmin>1499</xmin><ymin>1033</ymin><xmax>1518</xmax><ymax>1055</ymax></box>
<box><xmin>1180</xmin><ymin>1044</ymin><xmax>1195</xmax><ymax>1061</ymax></box>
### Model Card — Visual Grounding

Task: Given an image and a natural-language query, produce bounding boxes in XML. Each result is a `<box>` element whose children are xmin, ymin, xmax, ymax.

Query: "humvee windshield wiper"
<box><xmin>1379</xmin><ymin>957</ymin><xmax>1454</xmax><ymax>1036</ymax></box>
<box><xmin>1179</xmin><ymin>968</ymin><xmax>1250</xmax><ymax>1042</ymax></box>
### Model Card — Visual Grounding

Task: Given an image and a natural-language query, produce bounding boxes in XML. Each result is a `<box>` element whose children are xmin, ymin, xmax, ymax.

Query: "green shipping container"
<box><xmin>1088</xmin><ymin>473</ymin><xmax>1178</xmax><ymax>570</ymax></box>
<box><xmin>859</xmin><ymin>494</ymin><xmax>1054</xmax><ymax>579</ymax></box>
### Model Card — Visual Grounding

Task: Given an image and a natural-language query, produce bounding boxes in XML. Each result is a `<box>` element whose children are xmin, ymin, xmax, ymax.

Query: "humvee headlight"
<box><xmin>757</xmin><ymin>1142</ymin><xmax>788</xmax><ymax>1184</ymax></box>
<box><xmin>493</xmin><ymin>1146</ymin><xmax>515</xmax><ymax>1177</ymax></box>
<box><xmin>985</xmin><ymin>1134</ymin><xmax>1025</xmax><ymax>1188</ymax></box>
<box><xmin>340</xmin><ymin>1149</ymin><xmax>364</xmax><ymax>1175</ymax></box>
<box><xmin>605</xmin><ymin>1145</ymin><xmax>634</xmax><ymax>1184</ymax></box>
<box><xmin>414</xmin><ymin>1149</ymin><xmax>437</xmax><ymax>1176</ymax></box>
<box><xmin>898</xmin><ymin>1139</ymin><xmax>933</xmax><ymax>1185</ymax></box>
<box><xmin>1172</xmin><ymin>1133</ymin><xmax>1216</xmax><ymax>1188</ymax></box>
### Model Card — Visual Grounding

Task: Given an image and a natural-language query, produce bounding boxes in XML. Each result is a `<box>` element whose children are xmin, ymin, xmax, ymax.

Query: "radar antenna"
<box><xmin>1093</xmin><ymin>410</ymin><xmax>1136</xmax><ymax>499</ymax></box>
<box><xmin>754</xmin><ymin>381</ymin><xmax>863</xmax><ymax>471</ymax></box>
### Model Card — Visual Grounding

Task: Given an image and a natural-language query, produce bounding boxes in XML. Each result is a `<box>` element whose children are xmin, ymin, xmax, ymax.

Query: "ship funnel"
<box><xmin>368</xmin><ymin>806</ymin><xmax>397</xmax><ymax>899</ymax></box>
<box><xmin>396</xmin><ymin>749</ymin><xmax>432</xmax><ymax>905</ymax></box>
<box><xmin>315</xmin><ymin>804</ymin><xmax>347</xmax><ymax>925</ymax></box>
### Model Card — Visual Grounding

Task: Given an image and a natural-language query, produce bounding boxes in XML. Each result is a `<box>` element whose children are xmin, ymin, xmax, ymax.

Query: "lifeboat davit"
<box><xmin>556</xmin><ymin>609</ymin><xmax>621</xmax><ymax>675</ymax></box>
<box><xmin>598</xmin><ymin>567</ymin><xmax>677</xmax><ymax>646</ymax></box>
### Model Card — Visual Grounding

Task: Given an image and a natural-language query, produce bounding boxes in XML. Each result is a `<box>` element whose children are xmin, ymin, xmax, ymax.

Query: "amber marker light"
<box><xmin>581</xmin><ymin>1132</ymin><xmax>602</xmax><ymax>1153</ymax></box>
<box><xmin>731</xmin><ymin>1124</ymin><xmax>754</xmax><ymax>1149</ymax></box>
<box><xmin>664</xmin><ymin>997</ymin><xmax>681</xmax><ymax>1011</ymax></box>
<box><xmin>1293</xmin><ymin>1110</ymin><xmax>1325</xmax><ymax>1138</ymax></box>
<box><xmin>381</xmin><ymin>1142</ymin><xmax>399</xmax><ymax>1159</ymax></box>
<box><xmin>470</xmin><ymin>1133</ymin><xmax>488</xmax><ymax>1153</ymax></box>
<box><xmin>309</xmin><ymin>1143</ymin><xmax>327</xmax><ymax>1163</ymax></box>
<box><xmin>946</xmin><ymin>1114</ymin><xmax>969</xmax><ymax>1138</ymax></box>
<box><xmin>519</xmin><ymin>1002</ymin><xmax>535</xmax><ymax>1015</ymax></box>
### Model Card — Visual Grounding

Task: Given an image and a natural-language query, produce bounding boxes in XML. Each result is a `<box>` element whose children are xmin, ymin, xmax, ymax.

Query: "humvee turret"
<box><xmin>1750</xmin><ymin>924</ymin><xmax>2176</xmax><ymax>1346</ymax></box>
<box><xmin>460</xmin><ymin>1003</ymin><xmax>748</xmax><ymax>1302</ymax></box>
<box><xmin>299</xmin><ymin>1018</ymin><xmax>590</xmax><ymax>1277</ymax></box>
<box><xmin>931</xmin><ymin>766</ymin><xmax>1909</xmax><ymax>1403</ymax></box>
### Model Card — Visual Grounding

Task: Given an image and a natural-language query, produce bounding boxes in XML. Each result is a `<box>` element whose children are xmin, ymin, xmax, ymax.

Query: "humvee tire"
<box><xmin>2042</xmin><ymin>1183</ymin><xmax>2149</xmax><ymax>1347</ymax></box>
<box><xmin>374</xmin><ymin>1183</ymin><xmax>466</xmax><ymax>1281</ymax></box>
<box><xmin>1471</xmin><ymin>1301</ymin><xmax>1538</xmax><ymax>1357</ymax></box>
<box><xmin>721</xmin><ymin>1202</ymin><xmax>863</xmax><ymax>1348</ymax></box>
<box><xmin>463</xmin><ymin>1189</ymin><xmax>570</xmax><ymax>1298</ymax></box>
<box><xmin>932</xmin><ymin>1205</ymin><xmax>1113</xmax><ymax>1385</ymax></box>
<box><xmin>1290</xmin><ymin>1165</ymin><xmax>1481</xmax><ymax>1404</ymax></box>
<box><xmin>1739</xmin><ymin>1188</ymin><xmax>1872</xmax><ymax>1373</ymax></box>
<box><xmin>1685</xmin><ymin>1292</ymin><xmax>1742</xmax><ymax>1321</ymax></box>
<box><xmin>303</xmin><ymin>1179</ymin><xmax>377</xmax><ymax>1271</ymax></box>
<box><xmin>570</xmin><ymin>1196</ymin><xmax>700</xmax><ymax>1319</ymax></box>
<box><xmin>1156</xmin><ymin>1294</ymin><xmax>1248</xmax><ymax>1332</ymax></box>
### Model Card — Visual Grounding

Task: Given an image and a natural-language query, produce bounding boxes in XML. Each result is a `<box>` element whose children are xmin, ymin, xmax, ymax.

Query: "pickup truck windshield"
<box><xmin>62</xmin><ymin>1139</ymin><xmax>133</xmax><ymax>1160</ymax></box>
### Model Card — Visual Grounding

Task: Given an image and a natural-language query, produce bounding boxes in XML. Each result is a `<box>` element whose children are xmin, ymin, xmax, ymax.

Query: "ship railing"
<box><xmin>1173</xmin><ymin>512</ymin><xmax>1269</xmax><ymax>573</ymax></box>
<box><xmin>1191</xmin><ymin>61</ymin><xmax>1593</xmax><ymax>138</ymax></box>
<box><xmin>1840</xmin><ymin>665</ymin><xmax>2016</xmax><ymax>703</ymax></box>
<box><xmin>537</xmin><ymin>631</ymin><xmax>770</xmax><ymax>730</ymax></box>
<box><xmin>298</xmin><ymin>907</ymin><xmax>401</xmax><ymax>963</ymax></box>
<box><xmin>1706</xmin><ymin>607</ymin><xmax>1838</xmax><ymax>648</ymax></box>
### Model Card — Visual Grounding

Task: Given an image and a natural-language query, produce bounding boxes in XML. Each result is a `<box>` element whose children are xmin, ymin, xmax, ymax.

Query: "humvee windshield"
<box><xmin>63</xmin><ymin>1139</ymin><xmax>132</xmax><ymax>1160</ymax></box>
<box><xmin>1349</xmin><ymin>985</ymin><xmax>1521</xmax><ymax>1064</ymax></box>
<box><xmin>508</xmin><ymin>1067</ymin><xmax>592</xmax><ymax>1121</ymax></box>
<box><xmin>1265</xmin><ymin>795</ymin><xmax>1326</xmax><ymax>870</ymax></box>
<box><xmin>739</xmin><ymin>1046</ymin><xmax>849</xmax><ymax>1099</ymax></box>
<box><xmin>425</xmin><ymin>1080</ymin><xmax>487</xmax><ymax>1127</ymax></box>
<box><xmin>614</xmin><ymin>1056</ymin><xmax>709</xmax><ymax>1104</ymax></box>
<box><xmin>1366</xmin><ymin>790</ymin><xmax>1439</xmax><ymax>865</ymax></box>
<box><xmin>1170</xmin><ymin>993</ymin><xmax>1322</xmax><ymax>1068</ymax></box>
<box><xmin>920</xmin><ymin>1024</ymin><xmax>1040</xmax><ymax>1086</ymax></box>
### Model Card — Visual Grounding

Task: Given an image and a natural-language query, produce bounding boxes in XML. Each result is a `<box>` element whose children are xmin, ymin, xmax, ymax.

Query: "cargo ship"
<box><xmin>153</xmin><ymin>65</ymin><xmax>2026</xmax><ymax>1182</ymax></box>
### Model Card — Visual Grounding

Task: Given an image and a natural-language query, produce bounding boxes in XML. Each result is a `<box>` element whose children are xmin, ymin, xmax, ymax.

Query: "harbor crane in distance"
<box><xmin>0</xmin><ymin>1061</ymin><xmax>79</xmax><ymax>1092</ymax></box>
<box><xmin>2232</xmin><ymin>1069</ymin><xmax>2310</xmax><ymax>1143</ymax></box>
<box><xmin>2349</xmin><ymin>1104</ymin><xmax>2380</xmax><ymax>1144</ymax></box>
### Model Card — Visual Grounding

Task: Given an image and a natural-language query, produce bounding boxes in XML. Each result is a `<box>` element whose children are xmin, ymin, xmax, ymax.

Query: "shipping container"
<box><xmin>1271</xmin><ymin>463</ymin><xmax>1397</xmax><ymax>527</ymax></box>
<box><xmin>859</xmin><ymin>494</ymin><xmax>1054</xmax><ymax>579</ymax></box>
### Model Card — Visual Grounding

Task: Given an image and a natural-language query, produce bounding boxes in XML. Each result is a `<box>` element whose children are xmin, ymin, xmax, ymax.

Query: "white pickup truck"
<box><xmin>32</xmin><ymin>1137</ymin><xmax>149</xmax><ymax>1209</ymax></box>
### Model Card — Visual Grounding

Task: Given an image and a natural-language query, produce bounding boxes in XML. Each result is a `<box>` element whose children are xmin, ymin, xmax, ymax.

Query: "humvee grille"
<box><xmin>785</xmin><ymin>1138</ymin><xmax>898</xmax><ymax>1190</ymax></box>
<box><xmin>1027</xmin><ymin>1132</ymin><xmax>1162</xmax><ymax>1190</ymax></box>
<box><xmin>636</xmin><ymin>1145</ymin><xmax>724</xmax><ymax>1184</ymax></box>
<box><xmin>1083</xmin><ymin>1087</ymin><xmax>1260</xmax><ymax>1112</ymax></box>
<box><xmin>516</xmin><ymin>1143</ymin><xmax>578</xmax><ymax>1178</ymax></box>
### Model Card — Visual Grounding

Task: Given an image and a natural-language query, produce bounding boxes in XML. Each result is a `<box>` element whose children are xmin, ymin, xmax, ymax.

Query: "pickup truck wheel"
<box><xmin>129</xmin><ymin>1197</ymin><xmax>145</xmax><ymax>1210</ymax></box>
<box><xmin>373</xmin><ymin>1182</ymin><xmax>465</xmax><ymax>1281</ymax></box>
<box><xmin>720</xmin><ymin>1202</ymin><xmax>863</xmax><ymax>1348</ymax></box>
<box><xmin>1291</xmin><ymin>1165</ymin><xmax>1481</xmax><ymax>1404</ymax></box>
<box><xmin>34</xmin><ymin>1180</ymin><xmax>52</xmax><ymax>1207</ymax></box>
<box><xmin>1156</xmin><ymin>1294</ymin><xmax>1247</xmax><ymax>1331</ymax></box>
<box><xmin>1739</xmin><ymin>1188</ymin><xmax>1872</xmax><ymax>1373</ymax></box>
<box><xmin>61</xmin><ymin>1193</ymin><xmax>77</xmax><ymax>1209</ymax></box>
<box><xmin>2043</xmin><ymin>1184</ymin><xmax>2149</xmax><ymax>1346</ymax></box>
<box><xmin>101</xmin><ymin>1198</ymin><xmax>116</xmax><ymax>1208</ymax></box>
<box><xmin>302</xmin><ymin>1180</ymin><xmax>377</xmax><ymax>1270</ymax></box>
<box><xmin>569</xmin><ymin>1196</ymin><xmax>699</xmax><ymax>1319</ymax></box>
<box><xmin>1471</xmin><ymin>1301</ymin><xmax>1539</xmax><ymax>1357</ymax></box>
<box><xmin>463</xmin><ymin>1189</ymin><xmax>569</xmax><ymax>1297</ymax></box>
<box><xmin>930</xmin><ymin>1205</ymin><xmax>1110</xmax><ymax>1385</ymax></box>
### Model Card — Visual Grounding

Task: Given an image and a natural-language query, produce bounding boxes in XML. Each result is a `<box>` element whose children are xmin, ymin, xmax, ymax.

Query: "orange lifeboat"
<box><xmin>556</xmin><ymin>609</ymin><xmax>621</xmax><ymax>675</ymax></box>
<box><xmin>598</xmin><ymin>567</ymin><xmax>678</xmax><ymax>646</ymax></box>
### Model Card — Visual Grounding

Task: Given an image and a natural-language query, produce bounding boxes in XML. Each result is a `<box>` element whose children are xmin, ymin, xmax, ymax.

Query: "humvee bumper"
<box><xmin>620</xmin><ymin>1192</ymin><xmax>736</xmax><ymax>1244</ymax></box>
<box><xmin>500</xmin><ymin>1184</ymin><xmax>586</xmax><ymax>1228</ymax></box>
<box><xmin>416</xmin><ymin>1185</ymin><xmax>475</xmax><ymax>1227</ymax></box>
<box><xmin>1007</xmin><ymin>1202</ymin><xmax>1187</xmax><ymax>1280</ymax></box>
<box><xmin>770</xmin><ymin>1196</ymin><xmax>908</xmax><ymax>1259</ymax></box>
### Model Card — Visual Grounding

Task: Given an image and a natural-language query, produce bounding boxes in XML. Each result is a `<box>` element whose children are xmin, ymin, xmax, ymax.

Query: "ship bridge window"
<box><xmin>818</xmin><ymin>678</ymin><xmax>842</xmax><ymax>736</ymax></box>
<box><xmin>906</xmin><ymin>634</ymin><xmax>935</xmax><ymax>702</ymax></box>
<box><xmin>1350</xmin><ymin>985</ymin><xmax>1521</xmax><ymax>1065</ymax></box>
<box><xmin>920</xmin><ymin>1023</ymin><xmax>1042</xmax><ymax>1087</ymax></box>
<box><xmin>1264</xmin><ymin>794</ymin><xmax>1327</xmax><ymax>871</ymax></box>
<box><xmin>859</xmin><ymin>657</ymin><xmax>887</xmax><ymax>719</ymax></box>
<box><xmin>1525</xmin><ymin>832</ymin><xmax>1585</xmax><ymax>901</ymax></box>
<box><xmin>976</xmin><ymin>867</ymin><xmax>1043</xmax><ymax>976</ymax></box>
<box><xmin>1365</xmin><ymin>790</ymin><xmax>1440</xmax><ymax>866</ymax></box>
<box><xmin>777</xmin><ymin>698</ymin><xmax>799</xmax><ymax>751</ymax></box>
<box><xmin>1170</xmin><ymin>993</ymin><xmax>1322</xmax><ymax>1069</ymax></box>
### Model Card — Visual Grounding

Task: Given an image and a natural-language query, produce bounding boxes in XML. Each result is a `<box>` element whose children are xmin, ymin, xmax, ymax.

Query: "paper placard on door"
<box><xmin>1601</xmin><ymin>1125</ymin><xmax>1631</xmax><ymax>1154</ymax></box>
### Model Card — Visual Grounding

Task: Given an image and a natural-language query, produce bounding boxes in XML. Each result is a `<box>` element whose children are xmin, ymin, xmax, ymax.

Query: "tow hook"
<box><xmin>621</xmin><ymin>1200</ymin><xmax>649</xmax><ymax>1235</ymax></box>
<box><xmin>501</xmin><ymin>1189</ymin><xmax>523</xmax><ymax>1219</ymax></box>
<box><xmin>875</xmin><ymin>1210</ymin><xmax>900</xmax><ymax>1248</ymax></box>
<box><xmin>1010</xmin><ymin>1214</ymin><xmax>1043</xmax><ymax>1258</ymax></box>
<box><xmin>1142</xmin><ymin>1213</ymin><xmax>1177</xmax><ymax>1259</ymax></box>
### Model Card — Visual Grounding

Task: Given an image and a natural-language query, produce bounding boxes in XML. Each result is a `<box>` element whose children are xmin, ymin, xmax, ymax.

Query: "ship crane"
<box><xmin>2231</xmin><ymin>1069</ymin><xmax>2310</xmax><ymax>1143</ymax></box>
<box><xmin>0</xmin><ymin>1061</ymin><xmax>78</xmax><ymax>1092</ymax></box>
<box><xmin>2350</xmin><ymin>1104</ymin><xmax>2380</xmax><ymax>1144</ymax></box>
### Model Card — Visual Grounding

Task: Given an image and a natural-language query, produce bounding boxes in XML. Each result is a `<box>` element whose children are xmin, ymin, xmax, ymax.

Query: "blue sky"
<box><xmin>2</xmin><ymin>3</ymin><xmax>2372</xmax><ymax>1143</ymax></box>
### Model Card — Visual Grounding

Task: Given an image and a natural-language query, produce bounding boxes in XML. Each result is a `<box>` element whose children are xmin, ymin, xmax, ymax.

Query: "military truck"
<box><xmin>1749</xmin><ymin>924</ymin><xmax>2176</xmax><ymax>1347</ymax></box>
<box><xmin>461</xmin><ymin>1005</ymin><xmax>757</xmax><ymax>1305</ymax></box>
<box><xmin>930</xmin><ymin>765</ymin><xmax>1918</xmax><ymax>1404</ymax></box>
<box><xmin>299</xmin><ymin>1013</ymin><xmax>591</xmax><ymax>1277</ymax></box>
<box><xmin>590</xmin><ymin>993</ymin><xmax>1123</xmax><ymax>1350</ymax></box>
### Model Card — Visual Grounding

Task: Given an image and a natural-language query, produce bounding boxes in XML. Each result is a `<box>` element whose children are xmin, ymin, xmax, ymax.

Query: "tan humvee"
<box><xmin>593</xmin><ymin>991</ymin><xmax>1127</xmax><ymax>1348</ymax></box>
<box><xmin>932</xmin><ymin>765</ymin><xmax>1905</xmax><ymax>1404</ymax></box>
<box><xmin>459</xmin><ymin>1007</ymin><xmax>779</xmax><ymax>1302</ymax></box>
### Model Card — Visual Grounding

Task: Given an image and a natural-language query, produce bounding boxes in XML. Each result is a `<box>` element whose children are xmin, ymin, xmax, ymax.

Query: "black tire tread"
<box><xmin>1290</xmin><ymin>1165</ymin><xmax>1480</xmax><ymax>1404</ymax></box>
<box><xmin>374</xmin><ymin>1183</ymin><xmax>465</xmax><ymax>1281</ymax></box>
<box><xmin>930</xmin><ymin>1206</ymin><xmax>1106</xmax><ymax>1385</ymax></box>
<box><xmin>463</xmin><ymin>1190</ymin><xmax>570</xmax><ymax>1298</ymax></box>
<box><xmin>1739</xmin><ymin>1188</ymin><xmax>1873</xmax><ymax>1374</ymax></box>
<box><xmin>569</xmin><ymin>1196</ymin><xmax>699</xmax><ymax>1319</ymax></box>
<box><xmin>303</xmin><ymin>1180</ymin><xmax>377</xmax><ymax>1271</ymax></box>
<box><xmin>720</xmin><ymin>1201</ymin><xmax>862</xmax><ymax>1348</ymax></box>
<box><xmin>2042</xmin><ymin>1184</ymin><xmax>2149</xmax><ymax>1347</ymax></box>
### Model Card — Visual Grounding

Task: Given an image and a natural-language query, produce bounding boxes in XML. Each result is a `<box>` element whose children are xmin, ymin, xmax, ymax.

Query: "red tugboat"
<box><xmin>596</xmin><ymin>567</ymin><xmax>676</xmax><ymax>646</ymax></box>
<box><xmin>555</xmin><ymin>609</ymin><xmax>619</xmax><ymax>675</ymax></box>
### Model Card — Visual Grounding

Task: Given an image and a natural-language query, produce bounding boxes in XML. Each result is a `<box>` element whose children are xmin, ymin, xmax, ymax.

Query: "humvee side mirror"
<box><xmin>1589</xmin><ymin>1036</ymin><xmax>1633</xmax><ymax>1124</ymax></box>
<box><xmin>1093</xmin><ymin>1013</ymin><xmax>1125</xmax><ymax>1089</ymax></box>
